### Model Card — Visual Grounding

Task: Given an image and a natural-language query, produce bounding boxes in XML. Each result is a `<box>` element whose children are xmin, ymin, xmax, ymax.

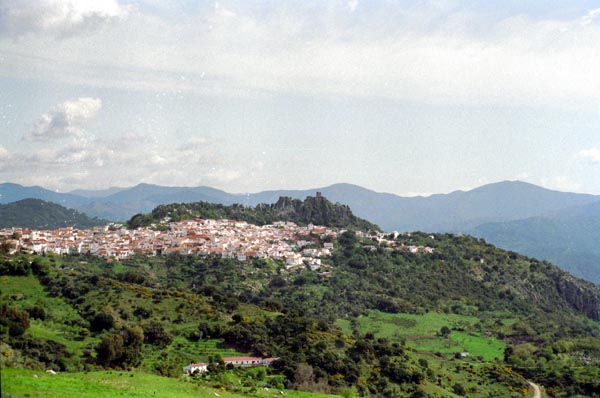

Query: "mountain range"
<box><xmin>1</xmin><ymin>180</ymin><xmax>599</xmax><ymax>284</ymax></box>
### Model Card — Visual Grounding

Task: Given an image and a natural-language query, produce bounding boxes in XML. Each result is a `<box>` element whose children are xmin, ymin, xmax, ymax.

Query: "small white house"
<box><xmin>183</xmin><ymin>362</ymin><xmax>208</xmax><ymax>375</ymax></box>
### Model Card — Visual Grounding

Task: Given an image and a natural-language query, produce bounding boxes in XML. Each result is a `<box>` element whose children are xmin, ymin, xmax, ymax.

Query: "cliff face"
<box><xmin>544</xmin><ymin>268</ymin><xmax>600</xmax><ymax>321</ymax></box>
<box><xmin>269</xmin><ymin>193</ymin><xmax>380</xmax><ymax>231</ymax></box>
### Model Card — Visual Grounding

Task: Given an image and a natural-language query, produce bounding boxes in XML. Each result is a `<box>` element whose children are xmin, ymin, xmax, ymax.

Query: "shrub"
<box><xmin>90</xmin><ymin>313</ymin><xmax>115</xmax><ymax>333</ymax></box>
<box><xmin>0</xmin><ymin>304</ymin><xmax>30</xmax><ymax>337</ymax></box>
<box><xmin>143</xmin><ymin>321</ymin><xmax>173</xmax><ymax>348</ymax></box>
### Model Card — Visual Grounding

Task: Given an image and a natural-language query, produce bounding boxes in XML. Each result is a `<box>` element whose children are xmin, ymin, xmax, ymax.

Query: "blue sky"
<box><xmin>1</xmin><ymin>0</ymin><xmax>600</xmax><ymax>195</ymax></box>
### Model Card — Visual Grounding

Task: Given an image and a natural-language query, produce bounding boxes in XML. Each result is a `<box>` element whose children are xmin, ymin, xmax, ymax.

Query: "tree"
<box><xmin>118</xmin><ymin>326</ymin><xmax>143</xmax><ymax>367</ymax></box>
<box><xmin>439</xmin><ymin>326</ymin><xmax>451</xmax><ymax>338</ymax></box>
<box><xmin>338</xmin><ymin>231</ymin><xmax>358</xmax><ymax>247</ymax></box>
<box><xmin>143</xmin><ymin>321</ymin><xmax>173</xmax><ymax>348</ymax></box>
<box><xmin>0</xmin><ymin>304</ymin><xmax>30</xmax><ymax>337</ymax></box>
<box><xmin>293</xmin><ymin>363</ymin><xmax>316</xmax><ymax>392</ymax></box>
<box><xmin>90</xmin><ymin>313</ymin><xmax>115</xmax><ymax>333</ymax></box>
<box><xmin>27</xmin><ymin>305</ymin><xmax>46</xmax><ymax>321</ymax></box>
<box><xmin>452</xmin><ymin>383</ymin><xmax>466</xmax><ymax>396</ymax></box>
<box><xmin>96</xmin><ymin>333</ymin><xmax>124</xmax><ymax>367</ymax></box>
<box><xmin>95</xmin><ymin>326</ymin><xmax>143</xmax><ymax>368</ymax></box>
<box><xmin>0</xmin><ymin>240</ymin><xmax>14</xmax><ymax>254</ymax></box>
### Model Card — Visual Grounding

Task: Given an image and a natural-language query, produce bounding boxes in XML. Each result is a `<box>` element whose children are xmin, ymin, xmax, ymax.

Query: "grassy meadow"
<box><xmin>337</xmin><ymin>310</ymin><xmax>505</xmax><ymax>360</ymax></box>
<box><xmin>1</xmin><ymin>368</ymin><xmax>343</xmax><ymax>398</ymax></box>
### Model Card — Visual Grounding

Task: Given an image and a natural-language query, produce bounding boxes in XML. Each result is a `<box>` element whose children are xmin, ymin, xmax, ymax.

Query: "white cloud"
<box><xmin>515</xmin><ymin>172</ymin><xmax>533</xmax><ymax>180</ymax></box>
<box><xmin>214</xmin><ymin>2</ymin><xmax>236</xmax><ymax>18</ymax></box>
<box><xmin>2</xmin><ymin>2</ymin><xmax>600</xmax><ymax>107</ymax></box>
<box><xmin>2</xmin><ymin>97</ymin><xmax>250</xmax><ymax>190</ymax></box>
<box><xmin>0</xmin><ymin>146</ymin><xmax>12</xmax><ymax>172</ymax></box>
<box><xmin>581</xmin><ymin>8</ymin><xmax>600</xmax><ymax>26</ymax></box>
<box><xmin>25</xmin><ymin>97</ymin><xmax>102</xmax><ymax>141</ymax></box>
<box><xmin>4</xmin><ymin>134</ymin><xmax>246</xmax><ymax>191</ymax></box>
<box><xmin>541</xmin><ymin>176</ymin><xmax>582</xmax><ymax>192</ymax></box>
<box><xmin>401</xmin><ymin>191</ymin><xmax>434</xmax><ymax>198</ymax></box>
<box><xmin>0</xmin><ymin>146</ymin><xmax>10</xmax><ymax>160</ymax></box>
<box><xmin>578</xmin><ymin>147</ymin><xmax>600</xmax><ymax>163</ymax></box>
<box><xmin>0</xmin><ymin>0</ymin><xmax>132</xmax><ymax>38</ymax></box>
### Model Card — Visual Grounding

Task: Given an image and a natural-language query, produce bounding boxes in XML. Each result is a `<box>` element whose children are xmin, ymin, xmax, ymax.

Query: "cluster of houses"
<box><xmin>183</xmin><ymin>356</ymin><xmax>278</xmax><ymax>374</ymax></box>
<box><xmin>0</xmin><ymin>220</ymin><xmax>338</xmax><ymax>271</ymax></box>
<box><xmin>0</xmin><ymin>219</ymin><xmax>436</xmax><ymax>272</ymax></box>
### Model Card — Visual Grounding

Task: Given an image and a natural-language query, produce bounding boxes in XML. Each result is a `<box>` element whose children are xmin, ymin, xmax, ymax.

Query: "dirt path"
<box><xmin>528</xmin><ymin>381</ymin><xmax>542</xmax><ymax>398</ymax></box>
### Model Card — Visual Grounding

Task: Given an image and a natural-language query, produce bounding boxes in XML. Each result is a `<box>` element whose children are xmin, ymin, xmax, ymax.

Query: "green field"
<box><xmin>1</xmin><ymin>368</ymin><xmax>342</xmax><ymax>398</ymax></box>
<box><xmin>337</xmin><ymin>310</ymin><xmax>505</xmax><ymax>360</ymax></box>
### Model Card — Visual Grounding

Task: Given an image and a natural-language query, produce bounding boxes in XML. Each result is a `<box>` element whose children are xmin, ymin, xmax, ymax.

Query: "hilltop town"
<box><xmin>0</xmin><ymin>218</ymin><xmax>434</xmax><ymax>271</ymax></box>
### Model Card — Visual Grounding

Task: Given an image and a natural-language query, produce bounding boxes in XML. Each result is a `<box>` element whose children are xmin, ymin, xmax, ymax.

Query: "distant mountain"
<box><xmin>8</xmin><ymin>181</ymin><xmax>596</xmax><ymax>230</ymax></box>
<box><xmin>0</xmin><ymin>199</ymin><xmax>107</xmax><ymax>229</ymax></box>
<box><xmin>470</xmin><ymin>201</ymin><xmax>600</xmax><ymax>285</ymax></box>
<box><xmin>127</xmin><ymin>193</ymin><xmax>380</xmax><ymax>232</ymax></box>
<box><xmin>98</xmin><ymin>183</ymin><xmax>238</xmax><ymax>205</ymax></box>
<box><xmin>0</xmin><ymin>183</ymin><xmax>88</xmax><ymax>207</ymax></box>
<box><xmin>73</xmin><ymin>200</ymin><xmax>158</xmax><ymax>223</ymax></box>
<box><xmin>248</xmin><ymin>181</ymin><xmax>600</xmax><ymax>233</ymax></box>
<box><xmin>68</xmin><ymin>186</ymin><xmax>129</xmax><ymax>198</ymax></box>
<box><xmin>0</xmin><ymin>183</ymin><xmax>240</xmax><ymax>221</ymax></box>
<box><xmin>75</xmin><ymin>183</ymin><xmax>240</xmax><ymax>221</ymax></box>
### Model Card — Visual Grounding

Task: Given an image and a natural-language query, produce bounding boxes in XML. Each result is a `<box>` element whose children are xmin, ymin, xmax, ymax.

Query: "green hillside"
<box><xmin>471</xmin><ymin>201</ymin><xmax>600</xmax><ymax>285</ymax></box>
<box><xmin>0</xmin><ymin>199</ymin><xmax>107</xmax><ymax>230</ymax></box>
<box><xmin>1</xmin><ymin>367</ymin><xmax>342</xmax><ymax>398</ymax></box>
<box><xmin>1</xmin><ymin>232</ymin><xmax>599</xmax><ymax>397</ymax></box>
<box><xmin>127</xmin><ymin>193</ymin><xmax>380</xmax><ymax>232</ymax></box>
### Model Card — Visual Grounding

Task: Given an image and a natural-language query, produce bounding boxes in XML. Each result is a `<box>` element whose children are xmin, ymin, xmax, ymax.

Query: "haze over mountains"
<box><xmin>471</xmin><ymin>201</ymin><xmax>600</xmax><ymax>285</ymax></box>
<box><xmin>1</xmin><ymin>180</ymin><xmax>599</xmax><ymax>284</ymax></box>
<box><xmin>3</xmin><ymin>180</ymin><xmax>598</xmax><ymax>228</ymax></box>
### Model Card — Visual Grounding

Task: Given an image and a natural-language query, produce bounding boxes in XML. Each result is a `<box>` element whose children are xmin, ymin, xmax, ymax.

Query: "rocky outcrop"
<box><xmin>545</xmin><ymin>268</ymin><xmax>600</xmax><ymax>321</ymax></box>
<box><xmin>129</xmin><ymin>194</ymin><xmax>380</xmax><ymax>232</ymax></box>
<box><xmin>269</xmin><ymin>193</ymin><xmax>379</xmax><ymax>231</ymax></box>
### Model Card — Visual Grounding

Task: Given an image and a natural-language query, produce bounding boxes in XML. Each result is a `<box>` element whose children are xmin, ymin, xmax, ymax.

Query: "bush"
<box><xmin>90</xmin><ymin>313</ymin><xmax>114</xmax><ymax>333</ymax></box>
<box><xmin>453</xmin><ymin>383</ymin><xmax>466</xmax><ymax>396</ymax></box>
<box><xmin>0</xmin><ymin>304</ymin><xmax>30</xmax><ymax>337</ymax></box>
<box><xmin>27</xmin><ymin>305</ymin><xmax>46</xmax><ymax>321</ymax></box>
<box><xmin>96</xmin><ymin>326</ymin><xmax>143</xmax><ymax>368</ymax></box>
<box><xmin>143</xmin><ymin>321</ymin><xmax>173</xmax><ymax>348</ymax></box>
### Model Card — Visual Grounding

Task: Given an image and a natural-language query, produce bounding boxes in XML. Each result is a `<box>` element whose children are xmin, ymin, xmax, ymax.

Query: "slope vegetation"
<box><xmin>0</xmin><ymin>199</ymin><xmax>107</xmax><ymax>229</ymax></box>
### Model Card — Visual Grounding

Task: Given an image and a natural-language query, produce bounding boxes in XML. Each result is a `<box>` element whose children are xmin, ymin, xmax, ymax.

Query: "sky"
<box><xmin>1</xmin><ymin>0</ymin><xmax>600</xmax><ymax>196</ymax></box>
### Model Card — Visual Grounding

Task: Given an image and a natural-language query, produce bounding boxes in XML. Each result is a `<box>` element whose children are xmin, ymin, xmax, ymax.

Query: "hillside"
<box><xmin>127</xmin><ymin>193</ymin><xmax>380</xmax><ymax>232</ymax></box>
<box><xmin>3</xmin><ymin>181</ymin><xmax>600</xmax><ymax>285</ymax></box>
<box><xmin>1</xmin><ymin>230</ymin><xmax>599</xmax><ymax>397</ymax></box>
<box><xmin>470</xmin><ymin>201</ymin><xmax>600</xmax><ymax>285</ymax></box>
<box><xmin>0</xmin><ymin>199</ymin><xmax>107</xmax><ymax>229</ymax></box>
